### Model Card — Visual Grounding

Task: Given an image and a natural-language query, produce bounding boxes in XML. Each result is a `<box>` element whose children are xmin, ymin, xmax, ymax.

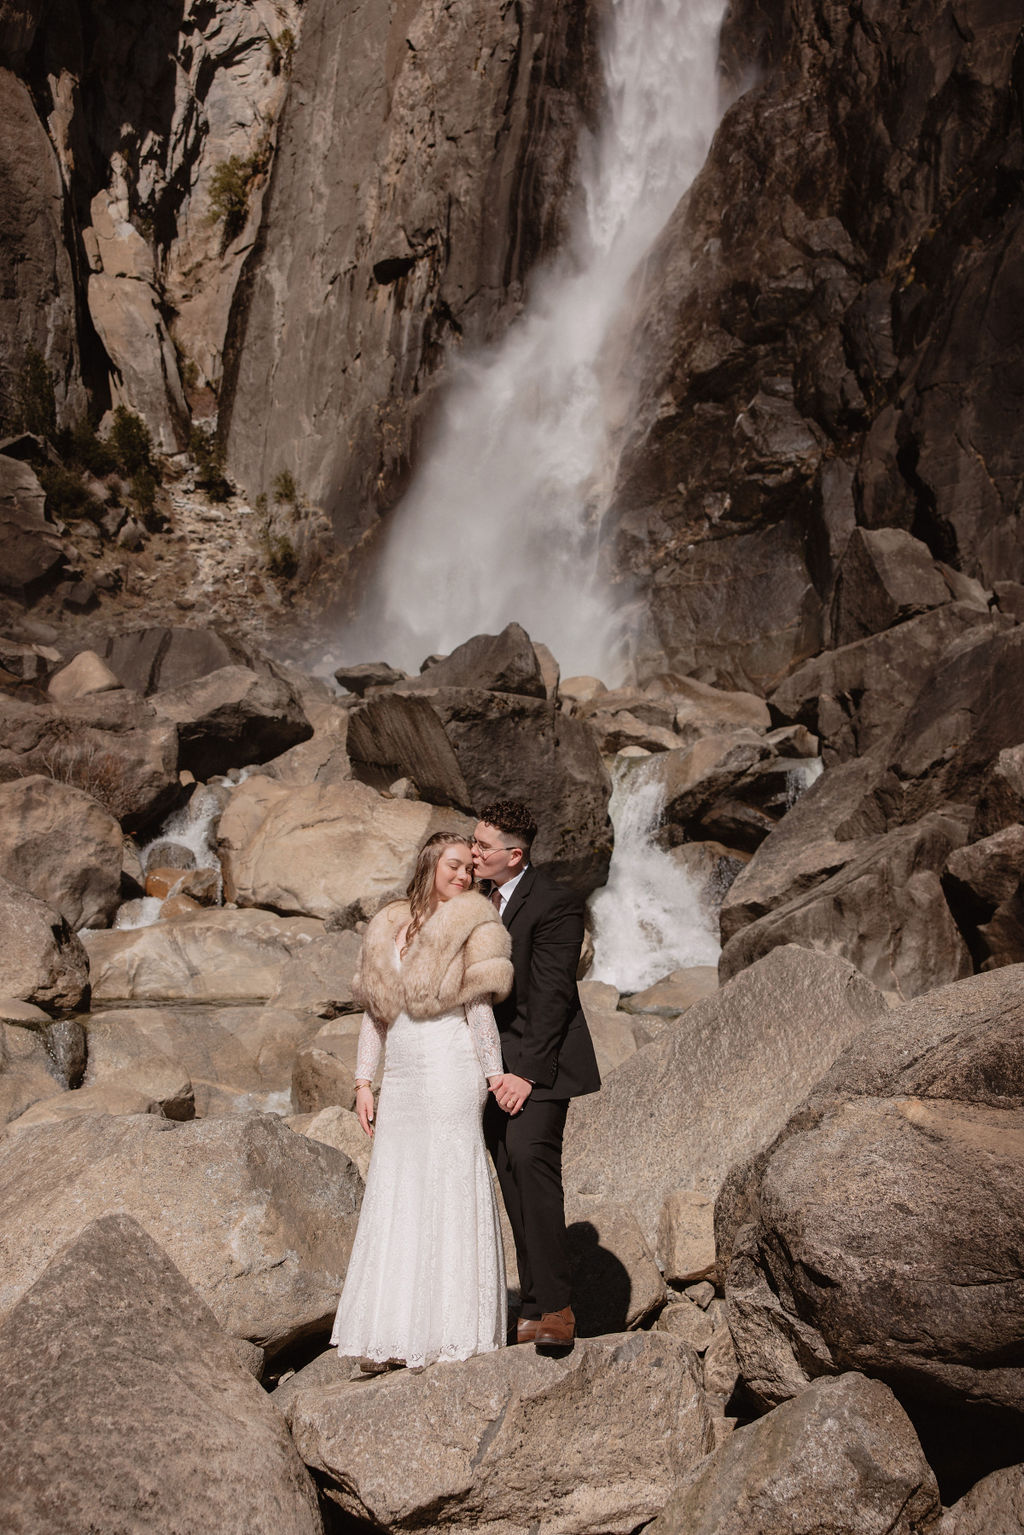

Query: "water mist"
<box><xmin>346</xmin><ymin>0</ymin><xmax>730</xmax><ymax>680</ymax></box>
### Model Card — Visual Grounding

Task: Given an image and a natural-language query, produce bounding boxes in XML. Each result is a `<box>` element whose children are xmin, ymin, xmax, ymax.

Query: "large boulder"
<box><xmin>567</xmin><ymin>1200</ymin><xmax>667</xmax><ymax>1335</ymax></box>
<box><xmin>0</xmin><ymin>454</ymin><xmax>66</xmax><ymax>595</ymax></box>
<box><xmin>648</xmin><ymin>1373</ymin><xmax>940</xmax><ymax>1535</ymax></box>
<box><xmin>0</xmin><ymin>1215</ymin><xmax>324</xmax><ymax>1535</ymax></box>
<box><xmin>719</xmin><ymin>811</ymin><xmax>972</xmax><ymax>999</ymax></box>
<box><xmin>99</xmin><ymin>625</ymin><xmax>252</xmax><ymax>696</ymax></box>
<box><xmin>83</xmin><ymin>1002</ymin><xmax>319</xmax><ymax>1117</ymax></box>
<box><xmin>218</xmin><ymin>776</ymin><xmax>474</xmax><ymax>923</ymax></box>
<box><xmin>943</xmin><ymin>824</ymin><xmax>1024</xmax><ymax>970</ymax></box>
<box><xmin>829</xmin><ymin>527</ymin><xmax>955</xmax><ymax>647</ymax></box>
<box><xmin>348</xmin><ymin>683</ymin><xmax>613</xmax><ymax>893</ymax></box>
<box><xmin>0</xmin><ymin>876</ymin><xmax>88</xmax><ymax>1011</ymax></box>
<box><xmin>770</xmin><ymin>605</ymin><xmax>998</xmax><ymax>764</ymax></box>
<box><xmin>282</xmin><ymin>1332</ymin><xmax>714</xmax><ymax>1533</ymax></box>
<box><xmin>82</xmin><ymin>907</ymin><xmax>325</xmax><ymax>1004</ymax></box>
<box><xmin>0</xmin><ymin>775</ymin><xmax>122</xmax><ymax>930</ymax></box>
<box><xmin>0</xmin><ymin>1113</ymin><xmax>362</xmax><ymax>1355</ymax></box>
<box><xmin>151</xmin><ymin>663</ymin><xmax>313</xmax><ymax>779</ymax></box>
<box><xmin>0</xmin><ymin>689</ymin><xmax>180</xmax><ymax>831</ymax></box>
<box><xmin>0</xmin><ymin>1019</ymin><xmax>61</xmax><ymax>1129</ymax></box>
<box><xmin>940</xmin><ymin>1464</ymin><xmax>1024</xmax><ymax>1534</ymax></box>
<box><xmin>563</xmin><ymin>945</ymin><xmax>888</xmax><ymax>1246</ymax></box>
<box><xmin>403</xmin><ymin>623</ymin><xmax>547</xmax><ymax>697</ymax></box>
<box><xmin>720</xmin><ymin>967</ymin><xmax>1024</xmax><ymax>1426</ymax></box>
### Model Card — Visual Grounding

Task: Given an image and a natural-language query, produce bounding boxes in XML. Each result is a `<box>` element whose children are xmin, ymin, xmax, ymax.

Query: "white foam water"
<box><xmin>590</xmin><ymin>756</ymin><xmax>721</xmax><ymax>990</ymax></box>
<box><xmin>344</xmin><ymin>0</ymin><xmax>730</xmax><ymax>679</ymax></box>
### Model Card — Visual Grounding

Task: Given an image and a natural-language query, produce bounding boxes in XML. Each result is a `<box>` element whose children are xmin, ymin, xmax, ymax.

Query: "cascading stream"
<box><xmin>346</xmin><ymin>0</ymin><xmax>730</xmax><ymax>680</ymax></box>
<box><xmin>590</xmin><ymin>757</ymin><xmax>721</xmax><ymax>991</ymax></box>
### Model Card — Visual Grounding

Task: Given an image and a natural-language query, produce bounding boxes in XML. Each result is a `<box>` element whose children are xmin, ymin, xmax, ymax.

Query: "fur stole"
<box><xmin>353</xmin><ymin>890</ymin><xmax>513</xmax><ymax>1025</ymax></box>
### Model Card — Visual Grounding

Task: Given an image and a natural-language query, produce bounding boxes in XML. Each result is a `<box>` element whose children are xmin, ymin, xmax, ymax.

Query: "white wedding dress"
<box><xmin>330</xmin><ymin>948</ymin><xmax>506</xmax><ymax>1369</ymax></box>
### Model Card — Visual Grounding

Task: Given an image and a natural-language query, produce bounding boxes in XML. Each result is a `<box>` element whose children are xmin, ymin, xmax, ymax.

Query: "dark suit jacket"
<box><xmin>493</xmin><ymin>865</ymin><xmax>601</xmax><ymax>1101</ymax></box>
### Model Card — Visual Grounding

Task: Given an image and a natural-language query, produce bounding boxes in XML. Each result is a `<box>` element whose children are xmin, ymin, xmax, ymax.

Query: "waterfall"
<box><xmin>345</xmin><ymin>0</ymin><xmax>730</xmax><ymax>678</ymax></box>
<box><xmin>590</xmin><ymin>757</ymin><xmax>721</xmax><ymax>990</ymax></box>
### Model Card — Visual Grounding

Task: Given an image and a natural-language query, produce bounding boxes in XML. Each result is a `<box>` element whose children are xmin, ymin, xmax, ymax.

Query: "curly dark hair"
<box><xmin>477</xmin><ymin>799</ymin><xmax>538</xmax><ymax>852</ymax></box>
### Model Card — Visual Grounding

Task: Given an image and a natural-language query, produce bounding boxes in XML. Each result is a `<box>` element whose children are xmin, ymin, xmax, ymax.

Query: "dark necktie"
<box><xmin>490</xmin><ymin>886</ymin><xmax>503</xmax><ymax>913</ymax></box>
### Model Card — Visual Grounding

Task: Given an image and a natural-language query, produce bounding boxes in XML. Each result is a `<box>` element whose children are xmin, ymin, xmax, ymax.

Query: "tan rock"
<box><xmin>46</xmin><ymin>649</ymin><xmax>122</xmax><ymax>703</ymax></box>
<box><xmin>722</xmin><ymin>967</ymin><xmax>1024</xmax><ymax>1419</ymax></box>
<box><xmin>0</xmin><ymin>1113</ymin><xmax>362</xmax><ymax>1354</ymax></box>
<box><xmin>219</xmin><ymin>776</ymin><xmax>474</xmax><ymax>922</ymax></box>
<box><xmin>0</xmin><ymin>876</ymin><xmax>89</xmax><ymax>1011</ymax></box>
<box><xmin>0</xmin><ymin>1020</ymin><xmax>61</xmax><ymax>1129</ymax></box>
<box><xmin>82</xmin><ymin>907</ymin><xmax>324</xmax><ymax>1004</ymax></box>
<box><xmin>702</xmin><ymin>1321</ymin><xmax>740</xmax><ymax>1403</ymax></box>
<box><xmin>560</xmin><ymin>675</ymin><xmax>609</xmax><ymax>705</ymax></box>
<box><xmin>568</xmin><ymin>1198</ymin><xmax>667</xmax><ymax>1334</ymax></box>
<box><xmin>0</xmin><ymin>1216</ymin><xmax>324</xmax><ymax>1535</ymax></box>
<box><xmin>621</xmin><ymin>966</ymin><xmax>719</xmax><ymax>1017</ymax></box>
<box><xmin>648</xmin><ymin>1373</ymin><xmax>940</xmax><ymax>1535</ymax></box>
<box><xmin>940</xmin><ymin>1463</ymin><xmax>1024</xmax><ymax>1534</ymax></box>
<box><xmin>658</xmin><ymin>1189</ymin><xmax>716</xmax><ymax>1285</ymax></box>
<box><xmin>283</xmin><ymin>1332</ymin><xmax>714</xmax><ymax>1534</ymax></box>
<box><xmin>6</xmin><ymin>1079</ymin><xmax>170</xmax><ymax>1132</ymax></box>
<box><xmin>286</xmin><ymin>1104</ymin><xmax>373</xmax><ymax>1181</ymax></box>
<box><xmin>0</xmin><ymin>775</ymin><xmax>122</xmax><ymax>930</ymax></box>
<box><xmin>655</xmin><ymin>1298</ymin><xmax>716</xmax><ymax>1353</ymax></box>
<box><xmin>151</xmin><ymin>663</ymin><xmax>313</xmax><ymax>780</ymax></box>
<box><xmin>82</xmin><ymin>1002</ymin><xmax>319</xmax><ymax>1118</ymax></box>
<box><xmin>291</xmin><ymin>1016</ymin><xmax>360</xmax><ymax>1113</ymax></box>
<box><xmin>564</xmin><ymin>946</ymin><xmax>888</xmax><ymax>1245</ymax></box>
<box><xmin>672</xmin><ymin>676</ymin><xmax>771</xmax><ymax>740</ymax></box>
<box><xmin>268</xmin><ymin>928</ymin><xmax>363</xmax><ymax>1017</ymax></box>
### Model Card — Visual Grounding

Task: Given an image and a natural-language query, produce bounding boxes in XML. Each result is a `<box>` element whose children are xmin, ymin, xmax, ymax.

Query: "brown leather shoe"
<box><xmin>516</xmin><ymin>1316</ymin><xmax>542</xmax><ymax>1344</ymax></box>
<box><xmin>534</xmin><ymin>1306</ymin><xmax>575</xmax><ymax>1347</ymax></box>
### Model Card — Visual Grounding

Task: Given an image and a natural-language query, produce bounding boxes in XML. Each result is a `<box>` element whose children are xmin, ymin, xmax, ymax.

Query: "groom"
<box><xmin>473</xmin><ymin>800</ymin><xmax>601</xmax><ymax>1348</ymax></box>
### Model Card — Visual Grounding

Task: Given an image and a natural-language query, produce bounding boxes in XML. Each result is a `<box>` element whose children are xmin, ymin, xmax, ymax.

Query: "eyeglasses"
<box><xmin>471</xmin><ymin>838</ymin><xmax>522</xmax><ymax>856</ymax></box>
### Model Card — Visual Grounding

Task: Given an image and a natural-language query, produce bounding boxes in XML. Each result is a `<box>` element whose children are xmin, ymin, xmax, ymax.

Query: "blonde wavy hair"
<box><xmin>402</xmin><ymin>831</ymin><xmax>474</xmax><ymax>956</ymax></box>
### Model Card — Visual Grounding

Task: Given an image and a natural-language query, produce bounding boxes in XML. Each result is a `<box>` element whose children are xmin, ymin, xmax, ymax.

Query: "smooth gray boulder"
<box><xmin>0</xmin><ymin>1113</ymin><xmax>362</xmax><ymax>1355</ymax></box>
<box><xmin>0</xmin><ymin>1215</ymin><xmax>324</xmax><ymax>1535</ymax></box>
<box><xmin>283</xmin><ymin>1332</ymin><xmax>713</xmax><ymax>1534</ymax></box>
<box><xmin>564</xmin><ymin>945</ymin><xmax>888</xmax><ymax>1245</ymax></box>
<box><xmin>720</xmin><ymin>967</ymin><xmax>1024</xmax><ymax>1420</ymax></box>
<box><xmin>648</xmin><ymin>1373</ymin><xmax>940</xmax><ymax>1535</ymax></box>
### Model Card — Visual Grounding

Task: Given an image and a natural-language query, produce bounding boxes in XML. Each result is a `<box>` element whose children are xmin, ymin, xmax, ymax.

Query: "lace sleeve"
<box><xmin>465</xmin><ymin>996</ymin><xmax>504</xmax><ymax>1081</ymax></box>
<box><xmin>354</xmin><ymin>1010</ymin><xmax>387</xmax><ymax>1084</ymax></box>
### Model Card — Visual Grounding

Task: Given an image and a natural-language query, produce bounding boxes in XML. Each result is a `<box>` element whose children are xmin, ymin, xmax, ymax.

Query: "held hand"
<box><xmin>355</xmin><ymin>1082</ymin><xmax>375</xmax><ymax>1137</ymax></box>
<box><xmin>490</xmin><ymin>1072</ymin><xmax>532</xmax><ymax>1116</ymax></box>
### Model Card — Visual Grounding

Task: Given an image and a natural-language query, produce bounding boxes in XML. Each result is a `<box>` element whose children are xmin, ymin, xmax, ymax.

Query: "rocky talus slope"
<box><xmin>0</xmin><ymin>614</ymin><xmax>1020</xmax><ymax>1530</ymax></box>
<box><xmin>1</xmin><ymin>0</ymin><xmax>1024</xmax><ymax>1529</ymax></box>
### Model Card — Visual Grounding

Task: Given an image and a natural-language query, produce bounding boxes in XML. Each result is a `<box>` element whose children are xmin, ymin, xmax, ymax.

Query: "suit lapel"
<box><xmin>500</xmin><ymin>865</ymin><xmax>536</xmax><ymax>929</ymax></box>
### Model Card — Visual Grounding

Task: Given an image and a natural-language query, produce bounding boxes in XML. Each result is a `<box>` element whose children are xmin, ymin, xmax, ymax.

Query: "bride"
<box><xmin>330</xmin><ymin>831</ymin><xmax>514</xmax><ymax>1371</ymax></box>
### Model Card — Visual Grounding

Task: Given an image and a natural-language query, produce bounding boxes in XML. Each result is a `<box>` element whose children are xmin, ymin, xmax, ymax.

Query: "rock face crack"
<box><xmin>468</xmin><ymin>1397</ymin><xmax>511</xmax><ymax>1469</ymax></box>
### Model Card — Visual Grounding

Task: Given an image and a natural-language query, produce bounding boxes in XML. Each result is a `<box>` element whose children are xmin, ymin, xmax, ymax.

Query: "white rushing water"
<box><xmin>345</xmin><ymin>0</ymin><xmax>729</xmax><ymax>678</ymax></box>
<box><xmin>590</xmin><ymin>757</ymin><xmax>721</xmax><ymax>990</ymax></box>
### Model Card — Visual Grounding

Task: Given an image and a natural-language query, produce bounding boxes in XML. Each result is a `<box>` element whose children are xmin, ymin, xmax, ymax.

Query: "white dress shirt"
<box><xmin>492</xmin><ymin>864</ymin><xmax>529</xmax><ymax>915</ymax></box>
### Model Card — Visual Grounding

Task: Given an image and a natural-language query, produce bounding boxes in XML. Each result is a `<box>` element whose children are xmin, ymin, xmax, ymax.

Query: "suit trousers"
<box><xmin>484</xmin><ymin>1093</ymin><xmax>571</xmax><ymax>1317</ymax></box>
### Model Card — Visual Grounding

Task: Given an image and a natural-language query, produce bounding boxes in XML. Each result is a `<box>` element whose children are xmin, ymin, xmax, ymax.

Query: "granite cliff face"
<box><xmin>1</xmin><ymin>0</ymin><xmax>305</xmax><ymax>447</ymax></box>
<box><xmin>609</xmin><ymin>0</ymin><xmax>1024</xmax><ymax>691</ymax></box>
<box><xmin>220</xmin><ymin>0</ymin><xmax>598</xmax><ymax>548</ymax></box>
